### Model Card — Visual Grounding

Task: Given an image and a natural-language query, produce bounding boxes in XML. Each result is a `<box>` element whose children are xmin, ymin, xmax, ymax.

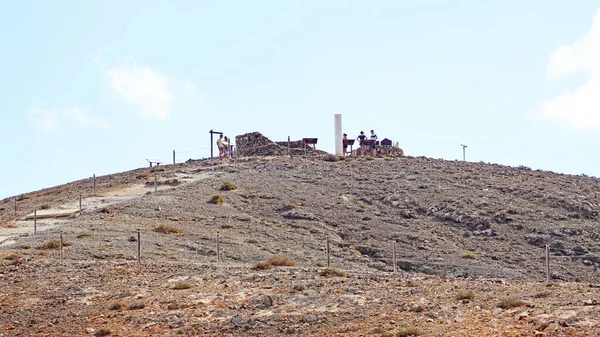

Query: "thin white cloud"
<box><xmin>28</xmin><ymin>105</ymin><xmax>109</xmax><ymax>133</ymax></box>
<box><xmin>106</xmin><ymin>62</ymin><xmax>174</xmax><ymax>120</ymax></box>
<box><xmin>532</xmin><ymin>9</ymin><xmax>600</xmax><ymax>129</ymax></box>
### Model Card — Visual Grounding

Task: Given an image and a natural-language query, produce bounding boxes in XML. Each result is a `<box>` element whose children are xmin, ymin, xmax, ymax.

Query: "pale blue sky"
<box><xmin>1</xmin><ymin>1</ymin><xmax>600</xmax><ymax>199</ymax></box>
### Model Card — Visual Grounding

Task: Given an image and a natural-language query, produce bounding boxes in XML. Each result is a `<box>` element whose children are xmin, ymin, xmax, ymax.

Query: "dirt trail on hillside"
<box><xmin>0</xmin><ymin>171</ymin><xmax>214</xmax><ymax>247</ymax></box>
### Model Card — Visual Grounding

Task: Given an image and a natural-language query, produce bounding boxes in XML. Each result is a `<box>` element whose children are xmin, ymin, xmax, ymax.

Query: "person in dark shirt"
<box><xmin>343</xmin><ymin>133</ymin><xmax>349</xmax><ymax>156</ymax></box>
<box><xmin>357</xmin><ymin>131</ymin><xmax>367</xmax><ymax>155</ymax></box>
<box><xmin>370</xmin><ymin>130</ymin><xmax>378</xmax><ymax>156</ymax></box>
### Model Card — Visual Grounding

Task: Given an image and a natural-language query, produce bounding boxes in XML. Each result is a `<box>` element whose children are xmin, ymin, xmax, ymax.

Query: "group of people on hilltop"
<box><xmin>343</xmin><ymin>130</ymin><xmax>378</xmax><ymax>156</ymax></box>
<box><xmin>216</xmin><ymin>134</ymin><xmax>231</xmax><ymax>158</ymax></box>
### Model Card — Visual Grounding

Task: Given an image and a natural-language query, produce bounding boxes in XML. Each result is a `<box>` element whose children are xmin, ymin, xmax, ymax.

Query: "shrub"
<box><xmin>279</xmin><ymin>203</ymin><xmax>297</xmax><ymax>211</ymax></box>
<box><xmin>110</xmin><ymin>301</ymin><xmax>126</xmax><ymax>310</ymax></box>
<box><xmin>221</xmin><ymin>224</ymin><xmax>233</xmax><ymax>229</ymax></box>
<box><xmin>17</xmin><ymin>194</ymin><xmax>31</xmax><ymax>201</ymax></box>
<box><xmin>456</xmin><ymin>290</ymin><xmax>476</xmax><ymax>300</ymax></box>
<box><xmin>128</xmin><ymin>236</ymin><xmax>137</xmax><ymax>242</ymax></box>
<box><xmin>40</xmin><ymin>203</ymin><xmax>51</xmax><ymax>210</ymax></box>
<box><xmin>406</xmin><ymin>280</ymin><xmax>421</xmax><ymax>288</ymax></box>
<box><xmin>497</xmin><ymin>298</ymin><xmax>526</xmax><ymax>309</ymax></box>
<box><xmin>460</xmin><ymin>252</ymin><xmax>478</xmax><ymax>259</ymax></box>
<box><xmin>315</xmin><ymin>261</ymin><xmax>324</xmax><ymax>267</ymax></box>
<box><xmin>4</xmin><ymin>253</ymin><xmax>23</xmax><ymax>261</ymax></box>
<box><xmin>209</xmin><ymin>195</ymin><xmax>224</xmax><ymax>205</ymax></box>
<box><xmin>128</xmin><ymin>300</ymin><xmax>145</xmax><ymax>310</ymax></box>
<box><xmin>150</xmin><ymin>166</ymin><xmax>166</xmax><ymax>172</ymax></box>
<box><xmin>254</xmin><ymin>261</ymin><xmax>273</xmax><ymax>270</ymax></box>
<box><xmin>17</xmin><ymin>245</ymin><xmax>31</xmax><ymax>250</ymax></box>
<box><xmin>36</xmin><ymin>240</ymin><xmax>60</xmax><ymax>250</ymax></box>
<box><xmin>384</xmin><ymin>157</ymin><xmax>393</xmax><ymax>161</ymax></box>
<box><xmin>397</xmin><ymin>326</ymin><xmax>421</xmax><ymax>337</ymax></box>
<box><xmin>77</xmin><ymin>232</ymin><xmax>93</xmax><ymax>238</ymax></box>
<box><xmin>220</xmin><ymin>182</ymin><xmax>238</xmax><ymax>191</ymax></box>
<box><xmin>365</xmin><ymin>156</ymin><xmax>376</xmax><ymax>161</ymax></box>
<box><xmin>318</xmin><ymin>268</ymin><xmax>347</xmax><ymax>277</ymax></box>
<box><xmin>153</xmin><ymin>225</ymin><xmax>181</xmax><ymax>234</ymax></box>
<box><xmin>266</xmin><ymin>256</ymin><xmax>295</xmax><ymax>266</ymax></box>
<box><xmin>95</xmin><ymin>328</ymin><xmax>112</xmax><ymax>337</ymax></box>
<box><xmin>171</xmin><ymin>282</ymin><xmax>194</xmax><ymax>290</ymax></box>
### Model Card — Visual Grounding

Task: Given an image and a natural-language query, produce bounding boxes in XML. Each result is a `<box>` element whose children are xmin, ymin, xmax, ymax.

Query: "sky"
<box><xmin>1</xmin><ymin>0</ymin><xmax>600</xmax><ymax>199</ymax></box>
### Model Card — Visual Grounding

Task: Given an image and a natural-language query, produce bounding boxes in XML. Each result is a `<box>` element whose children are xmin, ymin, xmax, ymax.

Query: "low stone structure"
<box><xmin>236</xmin><ymin>132</ymin><xmax>327</xmax><ymax>157</ymax></box>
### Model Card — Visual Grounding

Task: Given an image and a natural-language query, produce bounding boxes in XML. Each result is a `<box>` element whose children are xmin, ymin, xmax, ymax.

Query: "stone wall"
<box><xmin>235</xmin><ymin>132</ymin><xmax>285</xmax><ymax>157</ymax></box>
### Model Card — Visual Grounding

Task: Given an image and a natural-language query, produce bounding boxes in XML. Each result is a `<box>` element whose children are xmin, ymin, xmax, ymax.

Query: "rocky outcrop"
<box><xmin>235</xmin><ymin>132</ymin><xmax>286</xmax><ymax>157</ymax></box>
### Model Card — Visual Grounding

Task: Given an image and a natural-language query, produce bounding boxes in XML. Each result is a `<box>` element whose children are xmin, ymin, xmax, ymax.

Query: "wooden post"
<box><xmin>93</xmin><ymin>174</ymin><xmax>96</xmax><ymax>196</ymax></box>
<box><xmin>461</xmin><ymin>144</ymin><xmax>467</xmax><ymax>162</ymax></box>
<box><xmin>14</xmin><ymin>197</ymin><xmax>16</xmax><ymax>215</ymax></box>
<box><xmin>393</xmin><ymin>240</ymin><xmax>397</xmax><ymax>273</ymax></box>
<box><xmin>216</xmin><ymin>231</ymin><xmax>221</xmax><ymax>263</ymax></box>
<box><xmin>326</xmin><ymin>234</ymin><xmax>330</xmax><ymax>268</ymax></box>
<box><xmin>34</xmin><ymin>210</ymin><xmax>37</xmax><ymax>235</ymax></box>
<box><xmin>137</xmin><ymin>229</ymin><xmax>141</xmax><ymax>264</ymax></box>
<box><xmin>79</xmin><ymin>193</ymin><xmax>82</xmax><ymax>214</ymax></box>
<box><xmin>60</xmin><ymin>231</ymin><xmax>63</xmax><ymax>262</ymax></box>
<box><xmin>546</xmin><ymin>243</ymin><xmax>550</xmax><ymax>283</ymax></box>
<box><xmin>210</xmin><ymin>130</ymin><xmax>214</xmax><ymax>159</ymax></box>
<box><xmin>173</xmin><ymin>150</ymin><xmax>176</xmax><ymax>165</ymax></box>
<box><xmin>154</xmin><ymin>172</ymin><xmax>157</xmax><ymax>192</ymax></box>
<box><xmin>288</xmin><ymin>136</ymin><xmax>291</xmax><ymax>158</ymax></box>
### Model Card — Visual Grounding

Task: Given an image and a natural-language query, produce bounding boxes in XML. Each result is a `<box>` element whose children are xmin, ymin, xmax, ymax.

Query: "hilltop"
<box><xmin>1</xmin><ymin>154</ymin><xmax>600</xmax><ymax>336</ymax></box>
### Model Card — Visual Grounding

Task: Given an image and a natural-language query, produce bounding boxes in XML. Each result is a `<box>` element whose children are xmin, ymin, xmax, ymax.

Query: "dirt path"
<box><xmin>0</xmin><ymin>171</ymin><xmax>214</xmax><ymax>246</ymax></box>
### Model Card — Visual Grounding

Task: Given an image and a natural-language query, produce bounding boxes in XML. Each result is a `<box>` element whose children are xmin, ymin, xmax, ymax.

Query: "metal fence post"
<box><xmin>326</xmin><ymin>234</ymin><xmax>330</xmax><ymax>268</ymax></box>
<box><xmin>216</xmin><ymin>231</ymin><xmax>221</xmax><ymax>263</ymax></box>
<box><xmin>137</xmin><ymin>229</ymin><xmax>141</xmax><ymax>264</ymax></box>
<box><xmin>34</xmin><ymin>210</ymin><xmax>37</xmax><ymax>235</ymax></box>
<box><xmin>546</xmin><ymin>243</ymin><xmax>550</xmax><ymax>283</ymax></box>
<box><xmin>393</xmin><ymin>240</ymin><xmax>397</xmax><ymax>273</ymax></box>
<box><xmin>60</xmin><ymin>231</ymin><xmax>63</xmax><ymax>262</ymax></box>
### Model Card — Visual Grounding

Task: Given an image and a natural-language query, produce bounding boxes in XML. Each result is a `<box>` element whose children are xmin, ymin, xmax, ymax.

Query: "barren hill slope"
<box><xmin>2</xmin><ymin>155</ymin><xmax>600</xmax><ymax>336</ymax></box>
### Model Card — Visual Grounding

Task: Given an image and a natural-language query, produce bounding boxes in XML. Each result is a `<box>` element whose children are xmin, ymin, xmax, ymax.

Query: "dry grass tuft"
<box><xmin>397</xmin><ymin>326</ymin><xmax>421</xmax><ymax>337</ymax></box>
<box><xmin>110</xmin><ymin>301</ymin><xmax>126</xmax><ymax>310</ymax></box>
<box><xmin>17</xmin><ymin>194</ymin><xmax>31</xmax><ymax>201</ymax></box>
<box><xmin>460</xmin><ymin>251</ymin><xmax>478</xmax><ymax>259</ymax></box>
<box><xmin>497</xmin><ymin>297</ymin><xmax>526</xmax><ymax>309</ymax></box>
<box><xmin>406</xmin><ymin>280</ymin><xmax>421</xmax><ymax>288</ymax></box>
<box><xmin>153</xmin><ymin>225</ymin><xmax>181</xmax><ymax>234</ymax></box>
<box><xmin>150</xmin><ymin>166</ymin><xmax>166</xmax><ymax>172</ymax></box>
<box><xmin>4</xmin><ymin>253</ymin><xmax>23</xmax><ymax>261</ymax></box>
<box><xmin>254</xmin><ymin>261</ymin><xmax>273</xmax><ymax>270</ymax></box>
<box><xmin>456</xmin><ymin>290</ymin><xmax>477</xmax><ymax>300</ymax></box>
<box><xmin>171</xmin><ymin>282</ymin><xmax>194</xmax><ymax>290</ymax></box>
<box><xmin>365</xmin><ymin>156</ymin><xmax>376</xmax><ymax>161</ymax></box>
<box><xmin>209</xmin><ymin>194</ymin><xmax>224</xmax><ymax>205</ymax></box>
<box><xmin>266</xmin><ymin>256</ymin><xmax>296</xmax><ymax>266</ymax></box>
<box><xmin>77</xmin><ymin>232</ymin><xmax>93</xmax><ymax>238</ymax></box>
<box><xmin>220</xmin><ymin>182</ymin><xmax>238</xmax><ymax>191</ymax></box>
<box><xmin>318</xmin><ymin>268</ymin><xmax>347</xmax><ymax>278</ymax></box>
<box><xmin>95</xmin><ymin>328</ymin><xmax>112</xmax><ymax>336</ymax></box>
<box><xmin>17</xmin><ymin>244</ymin><xmax>31</xmax><ymax>250</ymax></box>
<box><xmin>36</xmin><ymin>240</ymin><xmax>60</xmax><ymax>250</ymax></box>
<box><xmin>221</xmin><ymin>223</ymin><xmax>234</xmax><ymax>229</ymax></box>
<box><xmin>384</xmin><ymin>156</ymin><xmax>394</xmax><ymax>161</ymax></box>
<box><xmin>40</xmin><ymin>203</ymin><xmax>51</xmax><ymax>209</ymax></box>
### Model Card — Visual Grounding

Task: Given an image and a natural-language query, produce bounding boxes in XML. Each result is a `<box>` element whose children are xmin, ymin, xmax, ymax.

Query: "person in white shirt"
<box><xmin>370</xmin><ymin>130</ymin><xmax>378</xmax><ymax>156</ymax></box>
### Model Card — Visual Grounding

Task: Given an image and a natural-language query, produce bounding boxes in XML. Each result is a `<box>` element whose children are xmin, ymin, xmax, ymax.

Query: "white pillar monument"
<box><xmin>334</xmin><ymin>114</ymin><xmax>342</xmax><ymax>156</ymax></box>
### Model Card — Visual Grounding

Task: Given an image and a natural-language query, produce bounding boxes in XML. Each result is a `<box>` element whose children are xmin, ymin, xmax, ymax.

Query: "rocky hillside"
<box><xmin>1</xmin><ymin>154</ymin><xmax>600</xmax><ymax>336</ymax></box>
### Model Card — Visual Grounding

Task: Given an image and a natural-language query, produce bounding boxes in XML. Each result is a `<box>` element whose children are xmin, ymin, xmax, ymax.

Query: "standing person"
<box><xmin>342</xmin><ymin>133</ymin><xmax>349</xmax><ymax>156</ymax></box>
<box><xmin>217</xmin><ymin>134</ymin><xmax>224</xmax><ymax>157</ymax></box>
<box><xmin>370</xmin><ymin>130</ymin><xmax>378</xmax><ymax>156</ymax></box>
<box><xmin>222</xmin><ymin>136</ymin><xmax>230</xmax><ymax>157</ymax></box>
<box><xmin>357</xmin><ymin>131</ymin><xmax>367</xmax><ymax>155</ymax></box>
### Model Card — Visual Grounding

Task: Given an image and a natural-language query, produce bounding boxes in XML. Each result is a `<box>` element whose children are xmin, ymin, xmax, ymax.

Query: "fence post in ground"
<box><xmin>173</xmin><ymin>150</ymin><xmax>176</xmax><ymax>165</ymax></box>
<box><xmin>93</xmin><ymin>174</ymin><xmax>96</xmax><ymax>196</ymax></box>
<box><xmin>546</xmin><ymin>243</ymin><xmax>551</xmax><ymax>283</ymax></box>
<box><xmin>14</xmin><ymin>197</ymin><xmax>17</xmax><ymax>215</ymax></box>
<box><xmin>60</xmin><ymin>231</ymin><xmax>63</xmax><ymax>262</ymax></box>
<box><xmin>137</xmin><ymin>229</ymin><xmax>141</xmax><ymax>264</ymax></box>
<box><xmin>393</xmin><ymin>239</ymin><xmax>397</xmax><ymax>273</ymax></box>
<box><xmin>154</xmin><ymin>172</ymin><xmax>157</xmax><ymax>192</ymax></box>
<box><xmin>216</xmin><ymin>231</ymin><xmax>221</xmax><ymax>263</ymax></box>
<box><xmin>288</xmin><ymin>136</ymin><xmax>291</xmax><ymax>158</ymax></box>
<box><xmin>326</xmin><ymin>234</ymin><xmax>330</xmax><ymax>268</ymax></box>
<box><xmin>34</xmin><ymin>210</ymin><xmax>37</xmax><ymax>235</ymax></box>
<box><xmin>79</xmin><ymin>193</ymin><xmax>82</xmax><ymax>214</ymax></box>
